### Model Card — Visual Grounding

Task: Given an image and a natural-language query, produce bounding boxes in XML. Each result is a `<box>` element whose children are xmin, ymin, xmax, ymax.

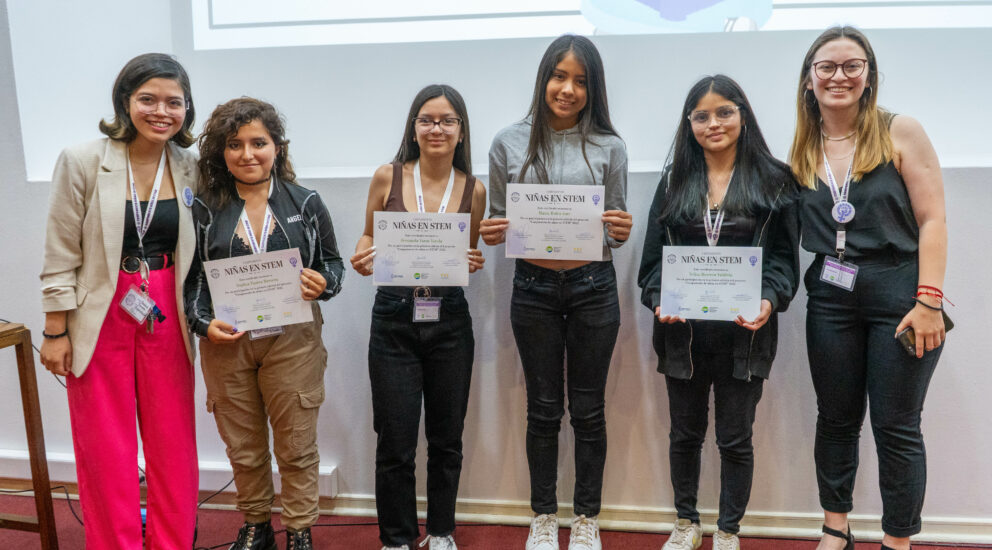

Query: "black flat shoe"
<box><xmin>822</xmin><ymin>524</ymin><xmax>855</xmax><ymax>550</ymax></box>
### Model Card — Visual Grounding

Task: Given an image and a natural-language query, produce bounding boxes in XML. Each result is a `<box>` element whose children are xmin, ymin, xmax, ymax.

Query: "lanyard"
<box><xmin>127</xmin><ymin>148</ymin><xmax>167</xmax><ymax>258</ymax></box>
<box><xmin>702</xmin><ymin>167</ymin><xmax>734</xmax><ymax>247</ymax></box>
<box><xmin>239</xmin><ymin>179</ymin><xmax>275</xmax><ymax>254</ymax></box>
<box><xmin>822</xmin><ymin>143</ymin><xmax>857</xmax><ymax>259</ymax></box>
<box><xmin>413</xmin><ymin>160</ymin><xmax>455</xmax><ymax>213</ymax></box>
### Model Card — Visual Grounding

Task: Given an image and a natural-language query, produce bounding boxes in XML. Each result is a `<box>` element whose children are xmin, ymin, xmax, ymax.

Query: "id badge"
<box><xmin>820</xmin><ymin>257</ymin><xmax>859</xmax><ymax>291</ymax></box>
<box><xmin>413</xmin><ymin>297</ymin><xmax>442</xmax><ymax>322</ymax></box>
<box><xmin>120</xmin><ymin>285</ymin><xmax>155</xmax><ymax>323</ymax></box>
<box><xmin>250</xmin><ymin>326</ymin><xmax>284</xmax><ymax>340</ymax></box>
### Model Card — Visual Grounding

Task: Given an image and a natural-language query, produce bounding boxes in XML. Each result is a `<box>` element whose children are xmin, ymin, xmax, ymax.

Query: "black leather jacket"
<box><xmin>184</xmin><ymin>176</ymin><xmax>344</xmax><ymax>337</ymax></box>
<box><xmin>637</xmin><ymin>169</ymin><xmax>799</xmax><ymax>380</ymax></box>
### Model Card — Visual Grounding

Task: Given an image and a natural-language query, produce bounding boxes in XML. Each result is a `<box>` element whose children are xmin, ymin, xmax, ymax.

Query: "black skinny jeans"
<box><xmin>510</xmin><ymin>260</ymin><xmax>621</xmax><ymax>517</ymax></box>
<box><xmin>806</xmin><ymin>255</ymin><xmax>939</xmax><ymax>538</ymax></box>
<box><xmin>665</xmin><ymin>323</ymin><xmax>764</xmax><ymax>534</ymax></box>
<box><xmin>368</xmin><ymin>287</ymin><xmax>475</xmax><ymax>547</ymax></box>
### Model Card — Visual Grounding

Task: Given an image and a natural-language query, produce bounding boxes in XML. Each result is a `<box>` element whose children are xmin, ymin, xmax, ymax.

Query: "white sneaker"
<box><xmin>662</xmin><ymin>519</ymin><xmax>702</xmax><ymax>550</ymax></box>
<box><xmin>713</xmin><ymin>530</ymin><xmax>740</xmax><ymax>550</ymax></box>
<box><xmin>419</xmin><ymin>534</ymin><xmax>457</xmax><ymax>549</ymax></box>
<box><xmin>526</xmin><ymin>513</ymin><xmax>559</xmax><ymax>550</ymax></box>
<box><xmin>569</xmin><ymin>515</ymin><xmax>601</xmax><ymax>550</ymax></box>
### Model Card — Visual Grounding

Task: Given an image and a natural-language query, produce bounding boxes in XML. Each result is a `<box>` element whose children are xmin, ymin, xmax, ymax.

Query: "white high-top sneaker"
<box><xmin>525</xmin><ymin>513</ymin><xmax>559</xmax><ymax>550</ymax></box>
<box><xmin>713</xmin><ymin>530</ymin><xmax>740</xmax><ymax>550</ymax></box>
<box><xmin>569</xmin><ymin>515</ymin><xmax>601</xmax><ymax>550</ymax></box>
<box><xmin>662</xmin><ymin>519</ymin><xmax>702</xmax><ymax>550</ymax></box>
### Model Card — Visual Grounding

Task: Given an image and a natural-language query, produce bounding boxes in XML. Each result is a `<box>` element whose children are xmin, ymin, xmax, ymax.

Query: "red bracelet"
<box><xmin>917</xmin><ymin>285</ymin><xmax>954</xmax><ymax>306</ymax></box>
<box><xmin>917</xmin><ymin>284</ymin><xmax>943</xmax><ymax>296</ymax></box>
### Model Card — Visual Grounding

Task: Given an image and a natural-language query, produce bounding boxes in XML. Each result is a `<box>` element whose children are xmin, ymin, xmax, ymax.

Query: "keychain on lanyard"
<box><xmin>822</xmin><ymin>143</ymin><xmax>856</xmax><ymax>261</ymax></box>
<box><xmin>411</xmin><ymin>160</ymin><xmax>454</xmax><ymax>322</ymax></box>
<box><xmin>702</xmin><ymin>167</ymin><xmax>734</xmax><ymax>247</ymax></box>
<box><xmin>127</xmin><ymin>148</ymin><xmax>168</xmax><ymax>333</ymax></box>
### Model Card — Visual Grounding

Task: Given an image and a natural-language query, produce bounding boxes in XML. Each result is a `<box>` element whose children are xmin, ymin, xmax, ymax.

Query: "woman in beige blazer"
<box><xmin>39</xmin><ymin>53</ymin><xmax>200</xmax><ymax>550</ymax></box>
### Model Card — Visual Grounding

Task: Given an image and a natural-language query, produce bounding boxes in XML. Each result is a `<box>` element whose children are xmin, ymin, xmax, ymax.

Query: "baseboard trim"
<box><xmin>327</xmin><ymin>494</ymin><xmax>992</xmax><ymax>545</ymax></box>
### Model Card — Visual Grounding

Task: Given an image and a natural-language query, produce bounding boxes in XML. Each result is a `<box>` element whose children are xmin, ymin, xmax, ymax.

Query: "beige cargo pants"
<box><xmin>200</xmin><ymin>304</ymin><xmax>327</xmax><ymax>530</ymax></box>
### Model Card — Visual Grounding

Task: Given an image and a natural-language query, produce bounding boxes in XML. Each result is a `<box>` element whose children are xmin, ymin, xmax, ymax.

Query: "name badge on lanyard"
<box><xmin>240</xmin><ymin>183</ymin><xmax>285</xmax><ymax>338</ymax></box>
<box><xmin>122</xmin><ymin>148</ymin><xmax>167</xmax><ymax>331</ymax></box>
<box><xmin>819</xmin><ymin>144</ymin><xmax>859</xmax><ymax>291</ymax></box>
<box><xmin>410</xmin><ymin>160</ymin><xmax>454</xmax><ymax>322</ymax></box>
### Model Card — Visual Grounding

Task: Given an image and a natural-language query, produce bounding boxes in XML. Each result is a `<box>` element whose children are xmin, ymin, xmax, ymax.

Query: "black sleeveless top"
<box><xmin>799</xmin><ymin>161</ymin><xmax>919</xmax><ymax>259</ymax></box>
<box><xmin>122</xmin><ymin>199</ymin><xmax>179</xmax><ymax>258</ymax></box>
<box><xmin>673</xmin><ymin>211</ymin><xmax>756</xmax><ymax>247</ymax></box>
<box><xmin>384</xmin><ymin>162</ymin><xmax>475</xmax><ymax>214</ymax></box>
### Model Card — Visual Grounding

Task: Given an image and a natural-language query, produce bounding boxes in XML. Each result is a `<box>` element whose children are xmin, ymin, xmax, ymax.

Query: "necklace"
<box><xmin>707</xmin><ymin>168</ymin><xmax>735</xmax><ymax>209</ymax></box>
<box><xmin>825</xmin><ymin>146</ymin><xmax>856</xmax><ymax>160</ymax></box>
<box><xmin>820</xmin><ymin>128</ymin><xmax>857</xmax><ymax>141</ymax></box>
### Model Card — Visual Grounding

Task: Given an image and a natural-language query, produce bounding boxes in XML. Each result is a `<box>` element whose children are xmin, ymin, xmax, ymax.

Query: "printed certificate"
<box><xmin>373</xmin><ymin>211</ymin><xmax>471</xmax><ymax>287</ymax></box>
<box><xmin>659</xmin><ymin>246</ymin><xmax>763</xmax><ymax>322</ymax></box>
<box><xmin>204</xmin><ymin>248</ymin><xmax>313</xmax><ymax>331</ymax></box>
<box><xmin>505</xmin><ymin>183</ymin><xmax>605</xmax><ymax>261</ymax></box>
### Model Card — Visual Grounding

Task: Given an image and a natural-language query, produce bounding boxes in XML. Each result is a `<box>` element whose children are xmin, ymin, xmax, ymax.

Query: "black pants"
<box><xmin>510</xmin><ymin>260</ymin><xmax>621</xmax><ymax>517</ymax></box>
<box><xmin>368</xmin><ymin>288</ymin><xmax>475</xmax><ymax>547</ymax></box>
<box><xmin>665</xmin><ymin>323</ymin><xmax>764</xmax><ymax>534</ymax></box>
<box><xmin>806</xmin><ymin>255</ymin><xmax>939</xmax><ymax>538</ymax></box>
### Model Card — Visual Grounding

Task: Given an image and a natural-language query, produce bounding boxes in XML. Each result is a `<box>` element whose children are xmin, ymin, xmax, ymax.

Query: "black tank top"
<box><xmin>122</xmin><ymin>198</ymin><xmax>179</xmax><ymax>257</ymax></box>
<box><xmin>799</xmin><ymin>161</ymin><xmax>918</xmax><ymax>259</ymax></box>
<box><xmin>673</xmin><ymin>211</ymin><xmax>756</xmax><ymax>247</ymax></box>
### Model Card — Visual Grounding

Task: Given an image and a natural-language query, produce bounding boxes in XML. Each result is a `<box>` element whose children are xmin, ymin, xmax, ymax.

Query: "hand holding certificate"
<box><xmin>204</xmin><ymin>248</ymin><xmax>313</xmax><ymax>332</ymax></box>
<box><xmin>505</xmin><ymin>183</ymin><xmax>605</xmax><ymax>261</ymax></box>
<box><xmin>660</xmin><ymin>246</ymin><xmax>762</xmax><ymax>322</ymax></box>
<box><xmin>373</xmin><ymin>211</ymin><xmax>471</xmax><ymax>286</ymax></box>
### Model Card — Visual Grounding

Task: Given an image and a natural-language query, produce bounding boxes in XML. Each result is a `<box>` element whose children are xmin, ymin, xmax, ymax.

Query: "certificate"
<box><xmin>659</xmin><ymin>246</ymin><xmax>762</xmax><ymax>321</ymax></box>
<box><xmin>204</xmin><ymin>248</ymin><xmax>312</xmax><ymax>332</ymax></box>
<box><xmin>505</xmin><ymin>183</ymin><xmax>605</xmax><ymax>261</ymax></box>
<box><xmin>373</xmin><ymin>211</ymin><xmax>471</xmax><ymax>287</ymax></box>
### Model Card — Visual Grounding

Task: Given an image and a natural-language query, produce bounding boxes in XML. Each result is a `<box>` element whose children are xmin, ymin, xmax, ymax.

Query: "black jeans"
<box><xmin>806</xmin><ymin>255</ymin><xmax>939</xmax><ymax>538</ymax></box>
<box><xmin>368</xmin><ymin>287</ymin><xmax>475</xmax><ymax>547</ymax></box>
<box><xmin>510</xmin><ymin>260</ymin><xmax>621</xmax><ymax>517</ymax></box>
<box><xmin>665</xmin><ymin>322</ymin><xmax>764</xmax><ymax>534</ymax></box>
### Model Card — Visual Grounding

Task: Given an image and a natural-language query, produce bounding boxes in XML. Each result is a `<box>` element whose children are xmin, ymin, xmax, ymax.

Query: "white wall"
<box><xmin>1</xmin><ymin>0</ymin><xmax>990</xmax><ymax>542</ymax></box>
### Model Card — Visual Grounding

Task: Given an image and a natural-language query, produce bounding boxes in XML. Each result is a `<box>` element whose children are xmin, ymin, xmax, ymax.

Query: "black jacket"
<box><xmin>637</xmin><ymin>170</ymin><xmax>799</xmax><ymax>380</ymax></box>
<box><xmin>184</xmin><ymin>177</ymin><xmax>344</xmax><ymax>337</ymax></box>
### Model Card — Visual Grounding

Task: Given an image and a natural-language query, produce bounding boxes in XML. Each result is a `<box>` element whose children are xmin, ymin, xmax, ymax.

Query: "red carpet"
<box><xmin>0</xmin><ymin>494</ymin><xmax>986</xmax><ymax>549</ymax></box>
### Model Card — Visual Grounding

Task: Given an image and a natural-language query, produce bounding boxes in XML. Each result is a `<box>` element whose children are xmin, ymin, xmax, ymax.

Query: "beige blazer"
<box><xmin>40</xmin><ymin>138</ymin><xmax>199</xmax><ymax>377</ymax></box>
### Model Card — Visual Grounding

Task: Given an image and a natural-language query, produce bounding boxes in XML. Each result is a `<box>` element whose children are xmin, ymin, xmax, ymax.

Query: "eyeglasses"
<box><xmin>688</xmin><ymin>105</ymin><xmax>740</xmax><ymax>126</ymax></box>
<box><xmin>131</xmin><ymin>95</ymin><xmax>188</xmax><ymax>116</ymax></box>
<box><xmin>413</xmin><ymin>117</ymin><xmax>461</xmax><ymax>134</ymax></box>
<box><xmin>812</xmin><ymin>58</ymin><xmax>868</xmax><ymax>80</ymax></box>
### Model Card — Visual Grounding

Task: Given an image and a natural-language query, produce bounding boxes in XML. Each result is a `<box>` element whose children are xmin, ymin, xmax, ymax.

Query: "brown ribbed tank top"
<box><xmin>384</xmin><ymin>161</ymin><xmax>475</xmax><ymax>214</ymax></box>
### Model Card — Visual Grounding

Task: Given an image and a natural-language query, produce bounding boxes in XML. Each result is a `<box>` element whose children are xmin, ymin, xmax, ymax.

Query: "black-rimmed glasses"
<box><xmin>812</xmin><ymin>58</ymin><xmax>868</xmax><ymax>80</ymax></box>
<box><xmin>413</xmin><ymin>117</ymin><xmax>461</xmax><ymax>134</ymax></box>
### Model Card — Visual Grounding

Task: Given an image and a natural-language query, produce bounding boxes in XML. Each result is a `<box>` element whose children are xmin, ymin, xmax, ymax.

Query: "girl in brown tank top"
<box><xmin>349</xmin><ymin>85</ymin><xmax>486</xmax><ymax>550</ymax></box>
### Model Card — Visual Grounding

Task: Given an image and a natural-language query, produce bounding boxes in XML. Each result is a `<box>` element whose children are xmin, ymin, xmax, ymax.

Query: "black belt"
<box><xmin>121</xmin><ymin>253</ymin><xmax>174</xmax><ymax>273</ymax></box>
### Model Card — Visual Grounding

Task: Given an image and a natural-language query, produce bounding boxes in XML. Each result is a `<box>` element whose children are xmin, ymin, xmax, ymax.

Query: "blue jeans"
<box><xmin>806</xmin><ymin>254</ymin><xmax>939</xmax><ymax>538</ymax></box>
<box><xmin>510</xmin><ymin>260</ymin><xmax>621</xmax><ymax>517</ymax></box>
<box><xmin>368</xmin><ymin>287</ymin><xmax>475</xmax><ymax>547</ymax></box>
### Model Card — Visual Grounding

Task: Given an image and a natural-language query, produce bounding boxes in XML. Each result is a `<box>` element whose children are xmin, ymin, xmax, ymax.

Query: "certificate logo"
<box><xmin>749</xmin><ymin>256</ymin><xmax>758</xmax><ymax>266</ymax></box>
<box><xmin>666</xmin><ymin>254</ymin><xmax>677</xmax><ymax>264</ymax></box>
<box><xmin>458</xmin><ymin>221</ymin><xmax>466</xmax><ymax>232</ymax></box>
<box><xmin>592</xmin><ymin>194</ymin><xmax>601</xmax><ymax>206</ymax></box>
<box><xmin>414</xmin><ymin>272</ymin><xmax>421</xmax><ymax>279</ymax></box>
<box><xmin>210</xmin><ymin>268</ymin><xmax>220</xmax><ymax>279</ymax></box>
<box><xmin>510</xmin><ymin>192</ymin><xmax>520</xmax><ymax>202</ymax></box>
<box><xmin>256</xmin><ymin>315</ymin><xmax>264</xmax><ymax>323</ymax></box>
<box><xmin>701</xmin><ymin>306</ymin><xmax>709</xmax><ymax>313</ymax></box>
<box><xmin>124</xmin><ymin>294</ymin><xmax>135</xmax><ymax>307</ymax></box>
<box><xmin>289</xmin><ymin>257</ymin><xmax>298</xmax><ymax>267</ymax></box>
<box><xmin>377</xmin><ymin>220</ymin><xmax>388</xmax><ymax>230</ymax></box>
<box><xmin>546</xmin><ymin>246</ymin><xmax>553</xmax><ymax>253</ymax></box>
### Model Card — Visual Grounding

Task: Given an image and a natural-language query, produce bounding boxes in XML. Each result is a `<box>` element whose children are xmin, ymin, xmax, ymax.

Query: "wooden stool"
<box><xmin>0</xmin><ymin>323</ymin><xmax>59</xmax><ymax>549</ymax></box>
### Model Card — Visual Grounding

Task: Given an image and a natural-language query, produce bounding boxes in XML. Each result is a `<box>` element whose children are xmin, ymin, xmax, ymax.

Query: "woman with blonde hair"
<box><xmin>791</xmin><ymin>26</ymin><xmax>948</xmax><ymax>550</ymax></box>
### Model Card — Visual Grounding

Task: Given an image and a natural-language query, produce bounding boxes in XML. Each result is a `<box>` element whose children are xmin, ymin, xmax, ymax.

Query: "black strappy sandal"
<box><xmin>822</xmin><ymin>524</ymin><xmax>855</xmax><ymax>550</ymax></box>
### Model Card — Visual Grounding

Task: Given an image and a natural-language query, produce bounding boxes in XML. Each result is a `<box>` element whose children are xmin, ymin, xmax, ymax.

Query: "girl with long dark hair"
<box><xmin>481</xmin><ymin>34</ymin><xmax>632</xmax><ymax>550</ymax></box>
<box><xmin>637</xmin><ymin>75</ymin><xmax>799</xmax><ymax>550</ymax></box>
<box><xmin>791</xmin><ymin>27</ymin><xmax>948</xmax><ymax>550</ymax></box>
<box><xmin>350</xmin><ymin>84</ymin><xmax>487</xmax><ymax>550</ymax></box>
